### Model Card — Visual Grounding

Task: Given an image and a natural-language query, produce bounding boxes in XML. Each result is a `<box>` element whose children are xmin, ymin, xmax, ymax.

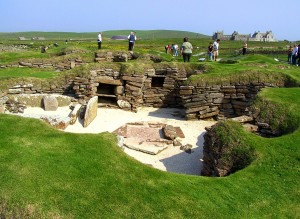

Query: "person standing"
<box><xmin>213</xmin><ymin>39</ymin><xmax>220</xmax><ymax>61</ymax></box>
<box><xmin>128</xmin><ymin>32</ymin><xmax>136</xmax><ymax>51</ymax></box>
<box><xmin>297</xmin><ymin>44</ymin><xmax>300</xmax><ymax>66</ymax></box>
<box><xmin>97</xmin><ymin>32</ymin><xmax>102</xmax><ymax>49</ymax></box>
<box><xmin>173</xmin><ymin>44</ymin><xmax>179</xmax><ymax>56</ymax></box>
<box><xmin>207</xmin><ymin>42</ymin><xmax>214</xmax><ymax>61</ymax></box>
<box><xmin>242</xmin><ymin>41</ymin><xmax>248</xmax><ymax>55</ymax></box>
<box><xmin>180</xmin><ymin>37</ymin><xmax>193</xmax><ymax>62</ymax></box>
<box><xmin>292</xmin><ymin>44</ymin><xmax>298</xmax><ymax>65</ymax></box>
<box><xmin>288</xmin><ymin>45</ymin><xmax>293</xmax><ymax>63</ymax></box>
<box><xmin>165</xmin><ymin>44</ymin><xmax>171</xmax><ymax>54</ymax></box>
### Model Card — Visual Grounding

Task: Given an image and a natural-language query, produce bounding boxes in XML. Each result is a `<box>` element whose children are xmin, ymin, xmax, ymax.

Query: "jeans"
<box><xmin>174</xmin><ymin>50</ymin><xmax>178</xmax><ymax>56</ymax></box>
<box><xmin>208</xmin><ymin>52</ymin><xmax>213</xmax><ymax>60</ymax></box>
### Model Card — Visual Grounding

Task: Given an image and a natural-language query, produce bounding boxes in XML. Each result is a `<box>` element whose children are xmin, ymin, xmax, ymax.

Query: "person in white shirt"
<box><xmin>128</xmin><ymin>32</ymin><xmax>137</xmax><ymax>51</ymax></box>
<box><xmin>97</xmin><ymin>32</ymin><xmax>102</xmax><ymax>49</ymax></box>
<box><xmin>213</xmin><ymin>39</ymin><xmax>220</xmax><ymax>61</ymax></box>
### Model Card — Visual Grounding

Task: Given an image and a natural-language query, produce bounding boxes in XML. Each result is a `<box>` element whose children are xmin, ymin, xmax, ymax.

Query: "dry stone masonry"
<box><xmin>2</xmin><ymin>62</ymin><xmax>283</xmax><ymax>121</ymax></box>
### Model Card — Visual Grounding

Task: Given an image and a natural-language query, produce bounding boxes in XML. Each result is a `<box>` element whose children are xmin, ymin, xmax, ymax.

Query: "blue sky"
<box><xmin>0</xmin><ymin>0</ymin><xmax>298</xmax><ymax>41</ymax></box>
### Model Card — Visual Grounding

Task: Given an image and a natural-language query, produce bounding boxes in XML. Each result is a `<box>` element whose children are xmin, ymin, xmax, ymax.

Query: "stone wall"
<box><xmin>0</xmin><ymin>58</ymin><xmax>84</xmax><ymax>71</ymax></box>
<box><xmin>72</xmin><ymin>66</ymin><xmax>188</xmax><ymax>111</ymax></box>
<box><xmin>95</xmin><ymin>51</ymin><xmax>137</xmax><ymax>62</ymax></box>
<box><xmin>180</xmin><ymin>82</ymin><xmax>282</xmax><ymax>120</ymax></box>
<box><xmin>6</xmin><ymin>82</ymin><xmax>74</xmax><ymax>96</ymax></box>
<box><xmin>2</xmin><ymin>66</ymin><xmax>284</xmax><ymax>120</ymax></box>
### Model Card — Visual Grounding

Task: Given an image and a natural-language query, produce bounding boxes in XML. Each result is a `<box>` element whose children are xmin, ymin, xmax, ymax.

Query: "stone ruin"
<box><xmin>0</xmin><ymin>51</ymin><xmax>289</xmax><ymax>176</ymax></box>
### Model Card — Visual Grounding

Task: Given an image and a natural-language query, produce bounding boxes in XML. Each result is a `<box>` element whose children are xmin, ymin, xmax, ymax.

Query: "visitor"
<box><xmin>165</xmin><ymin>44</ymin><xmax>171</xmax><ymax>54</ymax></box>
<box><xmin>297</xmin><ymin>44</ymin><xmax>300</xmax><ymax>66</ymax></box>
<box><xmin>242</xmin><ymin>41</ymin><xmax>248</xmax><ymax>55</ymax></box>
<box><xmin>180</xmin><ymin>37</ymin><xmax>193</xmax><ymax>62</ymax></box>
<box><xmin>97</xmin><ymin>32</ymin><xmax>102</xmax><ymax>49</ymax></box>
<box><xmin>172</xmin><ymin>44</ymin><xmax>179</xmax><ymax>56</ymax></box>
<box><xmin>288</xmin><ymin>45</ymin><xmax>293</xmax><ymax>63</ymax></box>
<box><xmin>291</xmin><ymin>44</ymin><xmax>298</xmax><ymax>65</ymax></box>
<box><xmin>207</xmin><ymin>42</ymin><xmax>214</xmax><ymax>61</ymax></box>
<box><xmin>213</xmin><ymin>39</ymin><xmax>220</xmax><ymax>61</ymax></box>
<box><xmin>41</xmin><ymin>45</ymin><xmax>47</xmax><ymax>53</ymax></box>
<box><xmin>128</xmin><ymin>32</ymin><xmax>136</xmax><ymax>51</ymax></box>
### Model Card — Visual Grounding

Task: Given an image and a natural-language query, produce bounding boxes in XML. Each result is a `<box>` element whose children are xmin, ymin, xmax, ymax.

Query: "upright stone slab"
<box><xmin>43</xmin><ymin>95</ymin><xmax>58</xmax><ymax>111</ymax></box>
<box><xmin>83</xmin><ymin>96</ymin><xmax>98</xmax><ymax>127</ymax></box>
<box><xmin>70</xmin><ymin>104</ymin><xmax>82</xmax><ymax>125</ymax></box>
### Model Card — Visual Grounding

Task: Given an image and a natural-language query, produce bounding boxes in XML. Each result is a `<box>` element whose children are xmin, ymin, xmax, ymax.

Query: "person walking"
<box><xmin>97</xmin><ymin>32</ymin><xmax>102</xmax><ymax>49</ymax></box>
<box><xmin>180</xmin><ymin>37</ymin><xmax>193</xmax><ymax>62</ymax></box>
<box><xmin>128</xmin><ymin>32</ymin><xmax>136</xmax><ymax>51</ymax></box>
<box><xmin>172</xmin><ymin>44</ymin><xmax>179</xmax><ymax>56</ymax></box>
<box><xmin>242</xmin><ymin>41</ymin><xmax>248</xmax><ymax>55</ymax></box>
<box><xmin>213</xmin><ymin>39</ymin><xmax>220</xmax><ymax>61</ymax></box>
<box><xmin>207</xmin><ymin>42</ymin><xmax>214</xmax><ymax>61</ymax></box>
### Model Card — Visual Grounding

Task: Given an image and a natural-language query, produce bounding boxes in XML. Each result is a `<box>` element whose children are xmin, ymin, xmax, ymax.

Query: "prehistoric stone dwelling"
<box><xmin>0</xmin><ymin>51</ymin><xmax>287</xmax><ymax>121</ymax></box>
<box><xmin>212</xmin><ymin>30</ymin><xmax>277</xmax><ymax>42</ymax></box>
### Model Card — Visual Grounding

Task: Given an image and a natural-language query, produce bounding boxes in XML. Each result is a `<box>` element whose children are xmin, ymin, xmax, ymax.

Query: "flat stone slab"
<box><xmin>113</xmin><ymin>122</ymin><xmax>175</xmax><ymax>155</ymax></box>
<box><xmin>230</xmin><ymin>115</ymin><xmax>253</xmax><ymax>123</ymax></box>
<box><xmin>123</xmin><ymin>138</ymin><xmax>170</xmax><ymax>155</ymax></box>
<box><xmin>126</xmin><ymin>125</ymin><xmax>163</xmax><ymax>139</ymax></box>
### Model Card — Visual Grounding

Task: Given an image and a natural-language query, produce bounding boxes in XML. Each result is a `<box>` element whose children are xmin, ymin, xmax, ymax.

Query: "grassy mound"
<box><xmin>203</xmin><ymin>120</ymin><xmax>256</xmax><ymax>176</ymax></box>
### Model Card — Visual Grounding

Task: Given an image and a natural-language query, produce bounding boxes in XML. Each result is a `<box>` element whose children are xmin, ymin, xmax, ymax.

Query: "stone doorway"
<box><xmin>151</xmin><ymin>76</ymin><xmax>165</xmax><ymax>87</ymax></box>
<box><xmin>97</xmin><ymin>83</ymin><xmax>118</xmax><ymax>107</ymax></box>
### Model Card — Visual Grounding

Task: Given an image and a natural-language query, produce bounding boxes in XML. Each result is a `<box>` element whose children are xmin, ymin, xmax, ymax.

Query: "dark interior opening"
<box><xmin>98</xmin><ymin>96</ymin><xmax>117</xmax><ymax>106</ymax></box>
<box><xmin>151</xmin><ymin>77</ymin><xmax>165</xmax><ymax>87</ymax></box>
<box><xmin>97</xmin><ymin>83</ymin><xmax>117</xmax><ymax>106</ymax></box>
<box><xmin>97</xmin><ymin>83</ymin><xmax>115</xmax><ymax>95</ymax></box>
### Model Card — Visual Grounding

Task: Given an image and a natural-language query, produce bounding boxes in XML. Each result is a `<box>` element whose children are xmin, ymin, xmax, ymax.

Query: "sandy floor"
<box><xmin>22</xmin><ymin>107</ymin><xmax>216</xmax><ymax>176</ymax></box>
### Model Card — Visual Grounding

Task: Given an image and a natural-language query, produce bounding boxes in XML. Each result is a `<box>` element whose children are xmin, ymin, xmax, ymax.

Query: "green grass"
<box><xmin>0</xmin><ymin>67</ymin><xmax>59</xmax><ymax>79</ymax></box>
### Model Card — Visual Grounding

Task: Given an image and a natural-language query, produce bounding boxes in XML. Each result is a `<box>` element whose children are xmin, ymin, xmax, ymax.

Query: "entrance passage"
<box><xmin>97</xmin><ymin>83</ymin><xmax>117</xmax><ymax>107</ymax></box>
